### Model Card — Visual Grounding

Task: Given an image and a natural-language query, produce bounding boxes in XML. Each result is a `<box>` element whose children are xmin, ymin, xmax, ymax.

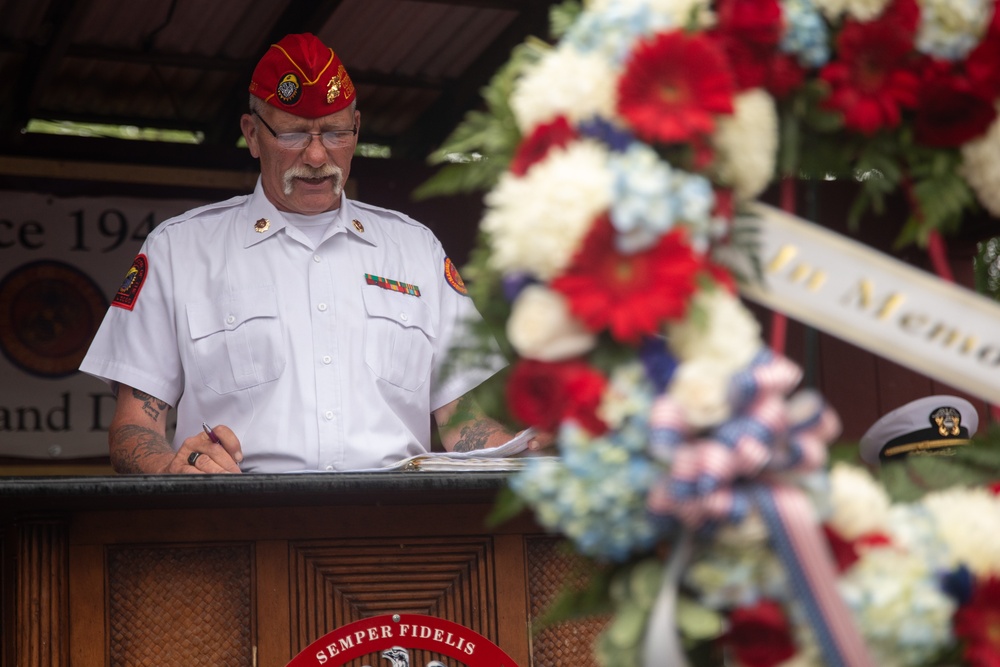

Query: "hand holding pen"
<box><xmin>179</xmin><ymin>421</ymin><xmax>244</xmax><ymax>474</ymax></box>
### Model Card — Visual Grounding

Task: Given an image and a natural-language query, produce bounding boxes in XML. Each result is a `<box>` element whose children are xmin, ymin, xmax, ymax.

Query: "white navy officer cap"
<box><xmin>859</xmin><ymin>395</ymin><xmax>978</xmax><ymax>466</ymax></box>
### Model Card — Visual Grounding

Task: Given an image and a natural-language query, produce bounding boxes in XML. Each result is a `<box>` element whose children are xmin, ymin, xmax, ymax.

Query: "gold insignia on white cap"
<box><xmin>254</xmin><ymin>218</ymin><xmax>270</xmax><ymax>233</ymax></box>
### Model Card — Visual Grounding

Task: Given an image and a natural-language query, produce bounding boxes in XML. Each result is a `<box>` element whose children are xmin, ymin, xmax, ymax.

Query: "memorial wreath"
<box><xmin>418</xmin><ymin>0</ymin><xmax>1000</xmax><ymax>665</ymax></box>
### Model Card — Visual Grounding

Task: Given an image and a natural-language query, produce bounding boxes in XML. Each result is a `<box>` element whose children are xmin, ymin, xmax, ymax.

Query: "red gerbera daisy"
<box><xmin>713</xmin><ymin>0</ymin><xmax>787</xmax><ymax>91</ymax></box>
<box><xmin>766</xmin><ymin>53</ymin><xmax>807</xmax><ymax>99</ymax></box>
<box><xmin>715</xmin><ymin>0</ymin><xmax>783</xmax><ymax>48</ymax></box>
<box><xmin>506</xmin><ymin>358</ymin><xmax>608</xmax><ymax>435</ymax></box>
<box><xmin>551</xmin><ymin>215</ymin><xmax>703</xmax><ymax>344</ymax></box>
<box><xmin>914</xmin><ymin>62</ymin><xmax>997</xmax><ymax>147</ymax></box>
<box><xmin>954</xmin><ymin>576</ymin><xmax>1000</xmax><ymax>666</ymax></box>
<box><xmin>721</xmin><ymin>600</ymin><xmax>797</xmax><ymax>667</ymax></box>
<box><xmin>617</xmin><ymin>30</ymin><xmax>735</xmax><ymax>144</ymax></box>
<box><xmin>820</xmin><ymin>0</ymin><xmax>920</xmax><ymax>134</ymax></box>
<box><xmin>509</xmin><ymin>116</ymin><xmax>578</xmax><ymax>176</ymax></box>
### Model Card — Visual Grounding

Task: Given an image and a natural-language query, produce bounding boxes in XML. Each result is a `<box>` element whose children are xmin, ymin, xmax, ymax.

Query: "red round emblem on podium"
<box><xmin>286</xmin><ymin>613</ymin><xmax>519</xmax><ymax>667</ymax></box>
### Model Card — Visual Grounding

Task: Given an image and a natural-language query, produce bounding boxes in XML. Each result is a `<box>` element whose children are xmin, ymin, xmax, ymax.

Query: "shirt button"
<box><xmin>324</xmin><ymin>410</ymin><xmax>334</xmax><ymax>420</ymax></box>
<box><xmin>399</xmin><ymin>312</ymin><xmax>408</xmax><ymax>321</ymax></box>
<box><xmin>322</xmin><ymin>355</ymin><xmax>332</xmax><ymax>364</ymax></box>
<box><xmin>313</xmin><ymin>255</ymin><xmax>322</xmax><ymax>263</ymax></box>
<box><xmin>325</xmin><ymin>464</ymin><xmax>335</xmax><ymax>471</ymax></box>
<box><xmin>317</xmin><ymin>303</ymin><xmax>328</xmax><ymax>312</ymax></box>
<box><xmin>226</xmin><ymin>315</ymin><xmax>236</xmax><ymax>325</ymax></box>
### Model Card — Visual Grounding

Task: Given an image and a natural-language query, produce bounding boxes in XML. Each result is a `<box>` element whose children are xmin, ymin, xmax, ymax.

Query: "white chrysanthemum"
<box><xmin>585</xmin><ymin>0</ymin><xmax>715</xmax><ymax>29</ymax></box>
<box><xmin>667</xmin><ymin>289</ymin><xmax>762</xmax><ymax>371</ymax></box>
<box><xmin>667</xmin><ymin>359</ymin><xmax>733</xmax><ymax>428</ymax></box>
<box><xmin>924</xmin><ymin>485</ymin><xmax>1000</xmax><ymax>576</ymax></box>
<box><xmin>916</xmin><ymin>0</ymin><xmax>993</xmax><ymax>60</ymax></box>
<box><xmin>839</xmin><ymin>547</ymin><xmax>955</xmax><ymax>667</ymax></box>
<box><xmin>960</xmin><ymin>104</ymin><xmax>1000</xmax><ymax>216</ymax></box>
<box><xmin>813</xmin><ymin>0</ymin><xmax>891</xmax><ymax>21</ymax></box>
<box><xmin>509</xmin><ymin>44</ymin><xmax>619</xmax><ymax>133</ymax></box>
<box><xmin>711</xmin><ymin>88</ymin><xmax>779</xmax><ymax>201</ymax></box>
<box><xmin>827</xmin><ymin>463</ymin><xmax>891</xmax><ymax>540</ymax></box>
<box><xmin>482</xmin><ymin>139</ymin><xmax>612</xmax><ymax>280</ymax></box>
<box><xmin>507</xmin><ymin>285</ymin><xmax>596</xmax><ymax>362</ymax></box>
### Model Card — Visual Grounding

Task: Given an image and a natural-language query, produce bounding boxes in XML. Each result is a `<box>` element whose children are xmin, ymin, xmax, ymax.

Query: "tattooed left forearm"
<box><xmin>452</xmin><ymin>421</ymin><xmax>506</xmax><ymax>453</ymax></box>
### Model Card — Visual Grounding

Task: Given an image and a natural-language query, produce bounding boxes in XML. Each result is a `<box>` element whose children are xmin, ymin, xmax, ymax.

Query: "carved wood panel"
<box><xmin>16</xmin><ymin>517</ymin><xmax>68</xmax><ymax>667</ymax></box>
<box><xmin>290</xmin><ymin>537</ymin><xmax>496</xmax><ymax>667</ymax></box>
<box><xmin>106</xmin><ymin>544</ymin><xmax>254</xmax><ymax>667</ymax></box>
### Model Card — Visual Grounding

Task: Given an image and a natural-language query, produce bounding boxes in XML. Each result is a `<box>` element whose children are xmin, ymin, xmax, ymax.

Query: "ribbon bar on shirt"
<box><xmin>365</xmin><ymin>274</ymin><xmax>421</xmax><ymax>297</ymax></box>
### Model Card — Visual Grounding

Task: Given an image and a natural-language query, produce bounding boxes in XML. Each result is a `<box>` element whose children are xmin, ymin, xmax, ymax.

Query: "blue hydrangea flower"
<box><xmin>780</xmin><ymin>0</ymin><xmax>830</xmax><ymax>67</ymax></box>
<box><xmin>608</xmin><ymin>143</ymin><xmax>716</xmax><ymax>253</ymax></box>
<box><xmin>509</xmin><ymin>367</ymin><xmax>663</xmax><ymax>561</ymax></box>
<box><xmin>564</xmin><ymin>3</ymin><xmax>674</xmax><ymax>66</ymax></box>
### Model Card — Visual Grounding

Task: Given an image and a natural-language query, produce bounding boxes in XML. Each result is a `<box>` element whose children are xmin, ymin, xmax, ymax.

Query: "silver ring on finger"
<box><xmin>187</xmin><ymin>451</ymin><xmax>202</xmax><ymax>466</ymax></box>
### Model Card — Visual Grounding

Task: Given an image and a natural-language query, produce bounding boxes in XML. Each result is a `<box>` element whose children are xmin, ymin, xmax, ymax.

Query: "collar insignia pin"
<box><xmin>254</xmin><ymin>218</ymin><xmax>270</xmax><ymax>233</ymax></box>
<box><xmin>353</xmin><ymin>219</ymin><xmax>365</xmax><ymax>233</ymax></box>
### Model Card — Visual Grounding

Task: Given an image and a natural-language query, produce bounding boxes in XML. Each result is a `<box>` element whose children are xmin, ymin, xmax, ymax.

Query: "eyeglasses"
<box><xmin>252</xmin><ymin>110</ymin><xmax>357</xmax><ymax>150</ymax></box>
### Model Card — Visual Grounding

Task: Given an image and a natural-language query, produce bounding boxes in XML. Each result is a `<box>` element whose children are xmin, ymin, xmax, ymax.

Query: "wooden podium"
<box><xmin>0</xmin><ymin>473</ymin><xmax>606</xmax><ymax>667</ymax></box>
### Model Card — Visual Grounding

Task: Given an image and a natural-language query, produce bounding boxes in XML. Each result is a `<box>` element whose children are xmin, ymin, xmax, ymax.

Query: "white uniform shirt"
<box><xmin>80</xmin><ymin>180</ymin><xmax>504</xmax><ymax>472</ymax></box>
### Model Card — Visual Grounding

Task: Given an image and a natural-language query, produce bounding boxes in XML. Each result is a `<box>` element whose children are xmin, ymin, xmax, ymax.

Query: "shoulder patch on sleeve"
<box><xmin>444</xmin><ymin>257</ymin><xmax>468</xmax><ymax>296</ymax></box>
<box><xmin>112</xmin><ymin>254</ymin><xmax>148</xmax><ymax>311</ymax></box>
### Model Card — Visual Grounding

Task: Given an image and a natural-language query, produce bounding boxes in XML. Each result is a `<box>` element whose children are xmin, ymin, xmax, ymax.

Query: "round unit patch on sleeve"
<box><xmin>444</xmin><ymin>257</ymin><xmax>468</xmax><ymax>296</ymax></box>
<box><xmin>112</xmin><ymin>254</ymin><xmax>149</xmax><ymax>311</ymax></box>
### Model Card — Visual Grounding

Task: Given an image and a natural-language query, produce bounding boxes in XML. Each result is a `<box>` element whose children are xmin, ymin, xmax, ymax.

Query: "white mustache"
<box><xmin>283</xmin><ymin>165</ymin><xmax>343</xmax><ymax>196</ymax></box>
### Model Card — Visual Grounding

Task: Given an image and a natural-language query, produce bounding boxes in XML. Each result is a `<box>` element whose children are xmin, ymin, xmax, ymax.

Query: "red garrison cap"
<box><xmin>249</xmin><ymin>33</ymin><xmax>356</xmax><ymax>118</ymax></box>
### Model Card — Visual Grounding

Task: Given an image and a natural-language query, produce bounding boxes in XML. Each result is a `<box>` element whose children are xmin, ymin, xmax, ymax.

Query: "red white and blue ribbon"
<box><xmin>644</xmin><ymin>349</ymin><xmax>874</xmax><ymax>667</ymax></box>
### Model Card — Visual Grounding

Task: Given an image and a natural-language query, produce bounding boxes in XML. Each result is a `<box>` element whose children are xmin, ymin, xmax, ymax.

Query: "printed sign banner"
<box><xmin>735</xmin><ymin>203</ymin><xmax>1000</xmax><ymax>405</ymax></box>
<box><xmin>0</xmin><ymin>191</ymin><xmax>208</xmax><ymax>459</ymax></box>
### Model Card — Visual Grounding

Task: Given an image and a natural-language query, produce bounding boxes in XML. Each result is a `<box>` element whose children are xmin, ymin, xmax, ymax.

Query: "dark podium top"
<box><xmin>1</xmin><ymin>472</ymin><xmax>604</xmax><ymax>667</ymax></box>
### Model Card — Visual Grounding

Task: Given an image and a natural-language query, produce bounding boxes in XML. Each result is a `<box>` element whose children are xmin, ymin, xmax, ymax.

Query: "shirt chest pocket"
<box><xmin>362</xmin><ymin>286</ymin><xmax>435</xmax><ymax>392</ymax></box>
<box><xmin>187</xmin><ymin>287</ymin><xmax>286</xmax><ymax>394</ymax></box>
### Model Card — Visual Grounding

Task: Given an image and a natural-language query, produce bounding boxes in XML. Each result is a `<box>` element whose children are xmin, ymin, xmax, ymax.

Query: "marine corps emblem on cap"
<box><xmin>249</xmin><ymin>33</ymin><xmax>357</xmax><ymax>119</ymax></box>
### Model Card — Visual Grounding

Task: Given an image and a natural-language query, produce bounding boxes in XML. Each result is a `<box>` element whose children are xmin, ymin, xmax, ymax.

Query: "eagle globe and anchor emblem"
<box><xmin>372</xmin><ymin>646</ymin><xmax>445</xmax><ymax>667</ymax></box>
<box><xmin>285</xmin><ymin>613</ymin><xmax>520</xmax><ymax>667</ymax></box>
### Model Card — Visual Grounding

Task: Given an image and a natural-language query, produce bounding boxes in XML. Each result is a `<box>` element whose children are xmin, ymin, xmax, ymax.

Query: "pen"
<box><xmin>202</xmin><ymin>422</ymin><xmax>220</xmax><ymax>444</ymax></box>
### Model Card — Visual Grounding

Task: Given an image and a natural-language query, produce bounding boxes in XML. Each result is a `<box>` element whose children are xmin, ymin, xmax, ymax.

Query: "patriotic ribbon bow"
<box><xmin>646</xmin><ymin>349</ymin><xmax>836</xmax><ymax>528</ymax></box>
<box><xmin>642</xmin><ymin>349</ymin><xmax>875</xmax><ymax>667</ymax></box>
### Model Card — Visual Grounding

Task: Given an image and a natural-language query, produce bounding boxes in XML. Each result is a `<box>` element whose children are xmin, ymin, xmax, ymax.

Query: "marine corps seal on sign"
<box><xmin>0</xmin><ymin>260</ymin><xmax>108</xmax><ymax>377</ymax></box>
<box><xmin>444</xmin><ymin>258</ymin><xmax>467</xmax><ymax>296</ymax></box>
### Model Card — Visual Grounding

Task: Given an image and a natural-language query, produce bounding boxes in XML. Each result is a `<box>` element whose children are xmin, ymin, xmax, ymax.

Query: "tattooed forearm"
<box><xmin>133</xmin><ymin>388</ymin><xmax>168</xmax><ymax>422</ymax></box>
<box><xmin>109</xmin><ymin>424</ymin><xmax>173</xmax><ymax>474</ymax></box>
<box><xmin>452</xmin><ymin>421</ymin><xmax>507</xmax><ymax>453</ymax></box>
